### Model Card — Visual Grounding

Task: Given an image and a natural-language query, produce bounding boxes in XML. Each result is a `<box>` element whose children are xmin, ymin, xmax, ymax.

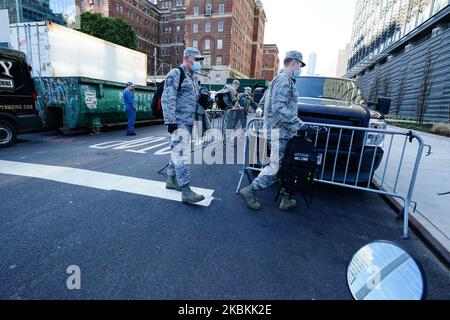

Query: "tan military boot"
<box><xmin>166</xmin><ymin>176</ymin><xmax>181</xmax><ymax>191</ymax></box>
<box><xmin>239</xmin><ymin>186</ymin><xmax>262</xmax><ymax>211</ymax></box>
<box><xmin>181</xmin><ymin>184</ymin><xmax>205</xmax><ymax>204</ymax></box>
<box><xmin>279</xmin><ymin>193</ymin><xmax>297</xmax><ymax>211</ymax></box>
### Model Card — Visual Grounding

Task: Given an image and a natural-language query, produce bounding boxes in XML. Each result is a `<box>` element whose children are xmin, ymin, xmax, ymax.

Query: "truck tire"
<box><xmin>0</xmin><ymin>120</ymin><xmax>17</xmax><ymax>148</ymax></box>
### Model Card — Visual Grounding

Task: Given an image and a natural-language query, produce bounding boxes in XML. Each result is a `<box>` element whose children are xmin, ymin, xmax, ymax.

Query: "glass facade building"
<box><xmin>347</xmin><ymin>0</ymin><xmax>450</xmax><ymax>75</ymax></box>
<box><xmin>0</xmin><ymin>0</ymin><xmax>78</xmax><ymax>27</ymax></box>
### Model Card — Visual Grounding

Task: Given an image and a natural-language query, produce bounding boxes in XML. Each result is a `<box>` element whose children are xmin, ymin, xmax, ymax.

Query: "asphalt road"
<box><xmin>0</xmin><ymin>124</ymin><xmax>449</xmax><ymax>300</ymax></box>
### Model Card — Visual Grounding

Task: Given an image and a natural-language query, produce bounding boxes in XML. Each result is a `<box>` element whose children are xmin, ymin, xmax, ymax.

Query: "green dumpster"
<box><xmin>34</xmin><ymin>77</ymin><xmax>156</xmax><ymax>132</ymax></box>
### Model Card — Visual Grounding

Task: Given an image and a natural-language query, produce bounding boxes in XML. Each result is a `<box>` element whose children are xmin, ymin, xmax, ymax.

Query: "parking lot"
<box><xmin>0</xmin><ymin>125</ymin><xmax>449</xmax><ymax>300</ymax></box>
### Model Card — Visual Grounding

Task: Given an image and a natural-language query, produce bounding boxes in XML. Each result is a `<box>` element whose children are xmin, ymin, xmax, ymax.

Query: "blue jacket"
<box><xmin>123</xmin><ymin>88</ymin><xmax>136</xmax><ymax>110</ymax></box>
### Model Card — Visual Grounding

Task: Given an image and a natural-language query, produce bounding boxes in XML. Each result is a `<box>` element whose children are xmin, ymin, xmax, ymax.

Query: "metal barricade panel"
<box><xmin>236</xmin><ymin>118</ymin><xmax>431</xmax><ymax>239</ymax></box>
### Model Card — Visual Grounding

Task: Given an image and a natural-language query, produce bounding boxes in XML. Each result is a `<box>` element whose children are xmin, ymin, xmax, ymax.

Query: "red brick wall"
<box><xmin>250</xmin><ymin>3</ymin><xmax>265</xmax><ymax>78</ymax></box>
<box><xmin>157</xmin><ymin>0</ymin><xmax>186</xmax><ymax>68</ymax></box>
<box><xmin>262</xmin><ymin>45</ymin><xmax>279</xmax><ymax>81</ymax></box>
<box><xmin>185</xmin><ymin>0</ymin><xmax>261</xmax><ymax>79</ymax></box>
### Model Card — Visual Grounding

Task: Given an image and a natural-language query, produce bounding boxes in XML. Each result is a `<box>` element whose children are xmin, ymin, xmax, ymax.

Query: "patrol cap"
<box><xmin>184</xmin><ymin>47</ymin><xmax>204</xmax><ymax>60</ymax></box>
<box><xmin>126</xmin><ymin>81</ymin><xmax>135</xmax><ymax>87</ymax></box>
<box><xmin>285</xmin><ymin>51</ymin><xmax>306</xmax><ymax>67</ymax></box>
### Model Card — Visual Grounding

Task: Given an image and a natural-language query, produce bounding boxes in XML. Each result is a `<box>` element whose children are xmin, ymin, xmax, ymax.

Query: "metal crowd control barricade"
<box><xmin>236</xmin><ymin>118</ymin><xmax>432</xmax><ymax>239</ymax></box>
<box><xmin>192</xmin><ymin>108</ymin><xmax>246</xmax><ymax>153</ymax></box>
<box><xmin>157</xmin><ymin>109</ymin><xmax>244</xmax><ymax>174</ymax></box>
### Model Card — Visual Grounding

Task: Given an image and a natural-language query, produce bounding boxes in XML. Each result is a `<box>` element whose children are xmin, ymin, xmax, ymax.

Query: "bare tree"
<box><xmin>416</xmin><ymin>50</ymin><xmax>433</xmax><ymax>125</ymax></box>
<box><xmin>394</xmin><ymin>70</ymin><xmax>408</xmax><ymax>115</ymax></box>
<box><xmin>369</xmin><ymin>77</ymin><xmax>381</xmax><ymax>102</ymax></box>
<box><xmin>382</xmin><ymin>75</ymin><xmax>391</xmax><ymax>98</ymax></box>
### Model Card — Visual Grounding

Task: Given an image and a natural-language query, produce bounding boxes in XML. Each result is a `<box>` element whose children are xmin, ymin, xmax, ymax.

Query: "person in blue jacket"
<box><xmin>123</xmin><ymin>82</ymin><xmax>138</xmax><ymax>136</ymax></box>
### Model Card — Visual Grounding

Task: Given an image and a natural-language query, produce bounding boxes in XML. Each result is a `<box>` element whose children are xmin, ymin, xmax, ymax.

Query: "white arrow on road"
<box><xmin>0</xmin><ymin>160</ymin><xmax>214</xmax><ymax>207</ymax></box>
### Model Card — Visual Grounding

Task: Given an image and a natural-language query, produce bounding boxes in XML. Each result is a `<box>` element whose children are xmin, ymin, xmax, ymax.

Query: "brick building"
<box><xmin>157</xmin><ymin>0</ymin><xmax>187</xmax><ymax>73</ymax></box>
<box><xmin>80</xmin><ymin>0</ymin><xmax>161</xmax><ymax>76</ymax></box>
<box><xmin>250</xmin><ymin>0</ymin><xmax>265</xmax><ymax>79</ymax></box>
<box><xmin>184</xmin><ymin>0</ymin><xmax>266</xmax><ymax>84</ymax></box>
<box><xmin>261</xmin><ymin>44</ymin><xmax>279</xmax><ymax>81</ymax></box>
<box><xmin>79</xmin><ymin>0</ymin><xmax>267</xmax><ymax>82</ymax></box>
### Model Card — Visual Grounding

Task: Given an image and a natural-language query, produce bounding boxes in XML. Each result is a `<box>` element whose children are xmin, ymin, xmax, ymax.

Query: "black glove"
<box><xmin>167</xmin><ymin>124</ymin><xmax>178</xmax><ymax>134</ymax></box>
<box><xmin>297</xmin><ymin>126</ymin><xmax>308</xmax><ymax>138</ymax></box>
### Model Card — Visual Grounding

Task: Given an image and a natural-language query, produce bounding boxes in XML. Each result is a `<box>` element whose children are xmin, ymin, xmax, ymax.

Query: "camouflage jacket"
<box><xmin>263</xmin><ymin>69</ymin><xmax>303</xmax><ymax>139</ymax></box>
<box><xmin>161</xmin><ymin>65</ymin><xmax>199</xmax><ymax>126</ymax></box>
<box><xmin>217</xmin><ymin>84</ymin><xmax>238</xmax><ymax>108</ymax></box>
<box><xmin>238</xmin><ymin>92</ymin><xmax>249</xmax><ymax>109</ymax></box>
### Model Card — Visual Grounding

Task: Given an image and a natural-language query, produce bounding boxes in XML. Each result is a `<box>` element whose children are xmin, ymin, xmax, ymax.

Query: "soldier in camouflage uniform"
<box><xmin>239</xmin><ymin>51</ymin><xmax>306</xmax><ymax>211</ymax></box>
<box><xmin>238</xmin><ymin>87</ymin><xmax>255</xmax><ymax>129</ymax></box>
<box><xmin>218</xmin><ymin>80</ymin><xmax>241</xmax><ymax>129</ymax></box>
<box><xmin>162</xmin><ymin>48</ymin><xmax>206</xmax><ymax>205</ymax></box>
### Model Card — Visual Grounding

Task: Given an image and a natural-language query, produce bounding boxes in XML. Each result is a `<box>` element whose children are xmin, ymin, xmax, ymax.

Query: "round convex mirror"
<box><xmin>347</xmin><ymin>241</ymin><xmax>425</xmax><ymax>300</ymax></box>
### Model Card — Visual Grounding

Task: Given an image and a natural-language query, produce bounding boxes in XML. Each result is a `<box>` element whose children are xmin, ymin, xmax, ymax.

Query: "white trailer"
<box><xmin>9</xmin><ymin>21</ymin><xmax>148</xmax><ymax>86</ymax></box>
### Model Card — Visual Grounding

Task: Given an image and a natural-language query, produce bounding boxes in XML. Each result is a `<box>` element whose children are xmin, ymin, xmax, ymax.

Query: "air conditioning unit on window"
<box><xmin>404</xmin><ymin>44</ymin><xmax>413</xmax><ymax>52</ymax></box>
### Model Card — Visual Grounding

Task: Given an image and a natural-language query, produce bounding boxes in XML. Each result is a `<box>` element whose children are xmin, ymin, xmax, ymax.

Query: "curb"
<box><xmin>374</xmin><ymin>181</ymin><xmax>450</xmax><ymax>269</ymax></box>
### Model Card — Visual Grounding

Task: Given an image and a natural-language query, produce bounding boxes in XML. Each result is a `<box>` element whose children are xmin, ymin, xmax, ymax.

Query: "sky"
<box><xmin>262</xmin><ymin>0</ymin><xmax>357</xmax><ymax>76</ymax></box>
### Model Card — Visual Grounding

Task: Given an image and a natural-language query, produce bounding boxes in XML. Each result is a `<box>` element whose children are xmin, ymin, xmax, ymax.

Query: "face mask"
<box><xmin>293</xmin><ymin>67</ymin><xmax>302</xmax><ymax>77</ymax></box>
<box><xmin>192</xmin><ymin>61</ymin><xmax>202</xmax><ymax>73</ymax></box>
<box><xmin>292</xmin><ymin>61</ymin><xmax>302</xmax><ymax>77</ymax></box>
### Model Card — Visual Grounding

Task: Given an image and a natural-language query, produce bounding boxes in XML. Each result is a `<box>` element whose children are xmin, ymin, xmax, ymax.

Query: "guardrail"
<box><xmin>236</xmin><ymin>118</ymin><xmax>432</xmax><ymax>239</ymax></box>
<box><xmin>157</xmin><ymin>109</ymin><xmax>245</xmax><ymax>174</ymax></box>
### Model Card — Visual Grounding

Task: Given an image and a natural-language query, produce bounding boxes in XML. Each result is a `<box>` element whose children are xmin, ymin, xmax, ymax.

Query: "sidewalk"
<box><xmin>376</xmin><ymin>125</ymin><xmax>450</xmax><ymax>264</ymax></box>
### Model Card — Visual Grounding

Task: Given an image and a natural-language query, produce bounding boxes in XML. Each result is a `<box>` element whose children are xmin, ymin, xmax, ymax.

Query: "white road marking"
<box><xmin>127</xmin><ymin>142</ymin><xmax>170</xmax><ymax>154</ymax></box>
<box><xmin>89</xmin><ymin>136</ymin><xmax>170</xmax><ymax>155</ymax></box>
<box><xmin>0</xmin><ymin>160</ymin><xmax>214</xmax><ymax>207</ymax></box>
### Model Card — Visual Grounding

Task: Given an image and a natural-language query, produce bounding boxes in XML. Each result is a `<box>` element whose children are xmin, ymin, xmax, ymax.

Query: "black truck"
<box><xmin>296</xmin><ymin>76</ymin><xmax>391</xmax><ymax>184</ymax></box>
<box><xmin>0</xmin><ymin>47</ymin><xmax>40</xmax><ymax>147</ymax></box>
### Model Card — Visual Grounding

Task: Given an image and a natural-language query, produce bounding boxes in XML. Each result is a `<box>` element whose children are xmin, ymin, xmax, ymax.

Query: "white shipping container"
<box><xmin>9</xmin><ymin>21</ymin><xmax>148</xmax><ymax>86</ymax></box>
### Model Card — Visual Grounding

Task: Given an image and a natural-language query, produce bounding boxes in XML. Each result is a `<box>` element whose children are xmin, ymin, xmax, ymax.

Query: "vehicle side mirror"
<box><xmin>376</xmin><ymin>97</ymin><xmax>391</xmax><ymax>115</ymax></box>
<box><xmin>347</xmin><ymin>241</ymin><xmax>426</xmax><ymax>300</ymax></box>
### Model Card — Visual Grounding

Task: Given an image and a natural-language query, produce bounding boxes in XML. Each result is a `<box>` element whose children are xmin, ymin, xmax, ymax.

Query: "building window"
<box><xmin>216</xmin><ymin>56</ymin><xmax>222</xmax><ymax>65</ymax></box>
<box><xmin>218</xmin><ymin>21</ymin><xmax>224</xmax><ymax>32</ymax></box>
<box><xmin>162</xmin><ymin>1</ymin><xmax>172</xmax><ymax>9</ymax></box>
<box><xmin>219</xmin><ymin>3</ymin><xmax>225</xmax><ymax>14</ymax></box>
<box><xmin>206</xmin><ymin>3</ymin><xmax>212</xmax><ymax>15</ymax></box>
<box><xmin>204</xmin><ymin>39</ymin><xmax>211</xmax><ymax>50</ymax></box>
<box><xmin>193</xmin><ymin>40</ymin><xmax>198</xmax><ymax>48</ymax></box>
<box><xmin>193</xmin><ymin>23</ymin><xmax>199</xmax><ymax>33</ymax></box>
<box><xmin>176</xmin><ymin>0</ymin><xmax>184</xmax><ymax>7</ymax></box>
<box><xmin>204</xmin><ymin>54</ymin><xmax>211</xmax><ymax>68</ymax></box>
<box><xmin>193</xmin><ymin>6</ymin><xmax>199</xmax><ymax>16</ymax></box>
<box><xmin>176</xmin><ymin>25</ymin><xmax>181</xmax><ymax>32</ymax></box>
<box><xmin>217</xmin><ymin>39</ymin><xmax>223</xmax><ymax>49</ymax></box>
<box><xmin>205</xmin><ymin>22</ymin><xmax>211</xmax><ymax>32</ymax></box>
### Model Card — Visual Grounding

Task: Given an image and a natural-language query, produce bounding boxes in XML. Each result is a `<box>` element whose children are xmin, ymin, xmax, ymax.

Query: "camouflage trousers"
<box><xmin>167</xmin><ymin>125</ymin><xmax>193</xmax><ymax>187</ymax></box>
<box><xmin>251</xmin><ymin>138</ymin><xmax>289</xmax><ymax>191</ymax></box>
